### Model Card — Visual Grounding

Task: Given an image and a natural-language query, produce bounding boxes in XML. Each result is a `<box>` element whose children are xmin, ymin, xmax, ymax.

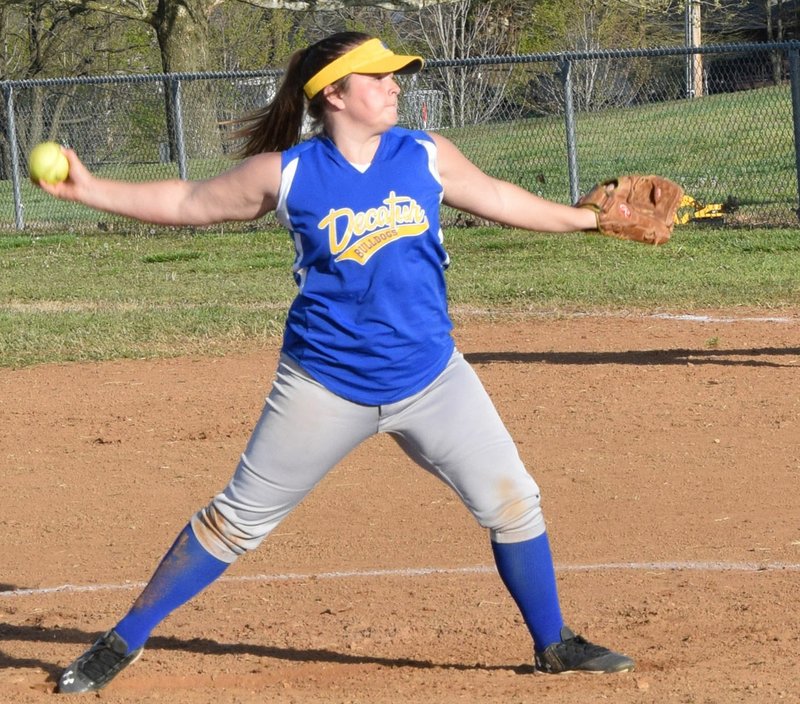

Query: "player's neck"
<box><xmin>325</xmin><ymin>125</ymin><xmax>383</xmax><ymax>166</ymax></box>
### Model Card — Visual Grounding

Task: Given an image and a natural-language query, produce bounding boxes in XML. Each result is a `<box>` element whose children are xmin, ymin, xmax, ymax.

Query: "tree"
<box><xmin>42</xmin><ymin>0</ymin><xmax>460</xmax><ymax>157</ymax></box>
<box><xmin>682</xmin><ymin>2</ymin><xmax>797</xmax><ymax>91</ymax></box>
<box><xmin>0</xmin><ymin>1</ymin><xmax>155</xmax><ymax>177</ymax></box>
<box><xmin>210</xmin><ymin>2</ymin><xmax>300</xmax><ymax>71</ymax></box>
<box><xmin>765</xmin><ymin>0</ymin><xmax>789</xmax><ymax>82</ymax></box>
<box><xmin>519</xmin><ymin>0</ymin><xmax>685</xmax><ymax>113</ymax></box>
<box><xmin>402</xmin><ymin>0</ymin><xmax>535</xmax><ymax>127</ymax></box>
<box><xmin>52</xmin><ymin>0</ymin><xmax>460</xmax><ymax>74</ymax></box>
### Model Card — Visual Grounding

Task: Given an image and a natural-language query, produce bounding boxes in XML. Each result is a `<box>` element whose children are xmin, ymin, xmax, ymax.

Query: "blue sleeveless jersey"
<box><xmin>276</xmin><ymin>128</ymin><xmax>454</xmax><ymax>405</ymax></box>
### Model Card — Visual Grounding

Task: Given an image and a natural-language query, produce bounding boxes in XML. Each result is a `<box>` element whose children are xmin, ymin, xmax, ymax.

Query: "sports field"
<box><xmin>1</xmin><ymin>311</ymin><xmax>798</xmax><ymax>703</ymax></box>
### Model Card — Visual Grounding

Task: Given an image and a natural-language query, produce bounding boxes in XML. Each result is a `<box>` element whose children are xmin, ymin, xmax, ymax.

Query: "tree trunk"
<box><xmin>153</xmin><ymin>0</ymin><xmax>222</xmax><ymax>160</ymax></box>
<box><xmin>767</xmin><ymin>0</ymin><xmax>783</xmax><ymax>85</ymax></box>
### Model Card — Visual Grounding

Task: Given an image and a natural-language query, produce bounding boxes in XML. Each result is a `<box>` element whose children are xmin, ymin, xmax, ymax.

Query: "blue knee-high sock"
<box><xmin>114</xmin><ymin>523</ymin><xmax>229</xmax><ymax>652</ymax></box>
<box><xmin>491</xmin><ymin>532</ymin><xmax>564</xmax><ymax>652</ymax></box>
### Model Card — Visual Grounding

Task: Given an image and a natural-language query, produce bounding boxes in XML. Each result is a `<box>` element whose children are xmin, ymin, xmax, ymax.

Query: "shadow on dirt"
<box><xmin>0</xmin><ymin>623</ymin><xmax>535</xmax><ymax>685</ymax></box>
<box><xmin>465</xmin><ymin>346</ymin><xmax>800</xmax><ymax>368</ymax></box>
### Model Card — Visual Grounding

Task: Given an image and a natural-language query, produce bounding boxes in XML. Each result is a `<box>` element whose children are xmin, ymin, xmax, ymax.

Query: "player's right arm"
<box><xmin>38</xmin><ymin>147</ymin><xmax>282</xmax><ymax>226</ymax></box>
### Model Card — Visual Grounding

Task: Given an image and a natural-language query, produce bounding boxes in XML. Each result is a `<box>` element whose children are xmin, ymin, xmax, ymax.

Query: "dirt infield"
<box><xmin>2</xmin><ymin>312</ymin><xmax>799</xmax><ymax>703</ymax></box>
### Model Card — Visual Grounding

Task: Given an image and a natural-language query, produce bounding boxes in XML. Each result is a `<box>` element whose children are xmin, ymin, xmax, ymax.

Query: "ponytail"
<box><xmin>226</xmin><ymin>32</ymin><xmax>373</xmax><ymax>158</ymax></box>
<box><xmin>227</xmin><ymin>48</ymin><xmax>308</xmax><ymax>157</ymax></box>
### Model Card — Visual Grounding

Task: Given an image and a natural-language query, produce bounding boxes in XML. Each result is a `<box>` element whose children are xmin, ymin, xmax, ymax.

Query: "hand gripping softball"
<box><xmin>577</xmin><ymin>175</ymin><xmax>684</xmax><ymax>245</ymax></box>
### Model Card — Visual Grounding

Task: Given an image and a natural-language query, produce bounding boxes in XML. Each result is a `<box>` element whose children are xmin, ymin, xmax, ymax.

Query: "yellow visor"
<box><xmin>303</xmin><ymin>38</ymin><xmax>424</xmax><ymax>99</ymax></box>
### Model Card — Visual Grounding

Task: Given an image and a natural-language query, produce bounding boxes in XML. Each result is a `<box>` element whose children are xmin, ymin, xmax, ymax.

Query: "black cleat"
<box><xmin>57</xmin><ymin>629</ymin><xmax>143</xmax><ymax>694</ymax></box>
<box><xmin>534</xmin><ymin>626</ymin><xmax>635</xmax><ymax>674</ymax></box>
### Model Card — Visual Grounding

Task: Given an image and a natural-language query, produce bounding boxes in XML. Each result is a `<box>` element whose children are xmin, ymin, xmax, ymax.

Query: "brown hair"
<box><xmin>227</xmin><ymin>31</ymin><xmax>373</xmax><ymax>158</ymax></box>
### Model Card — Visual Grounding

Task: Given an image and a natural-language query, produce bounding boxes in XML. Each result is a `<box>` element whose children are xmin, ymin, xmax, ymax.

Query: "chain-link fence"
<box><xmin>3</xmin><ymin>41</ymin><xmax>800</xmax><ymax>231</ymax></box>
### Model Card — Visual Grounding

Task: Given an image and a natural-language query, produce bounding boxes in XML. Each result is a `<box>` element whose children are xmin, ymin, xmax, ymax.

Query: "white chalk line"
<box><xmin>575</xmin><ymin>311</ymin><xmax>797</xmax><ymax>324</ymax></box>
<box><xmin>646</xmin><ymin>312</ymin><xmax>796</xmax><ymax>324</ymax></box>
<box><xmin>3</xmin><ymin>561</ymin><xmax>799</xmax><ymax>600</ymax></box>
<box><xmin>450</xmin><ymin>307</ymin><xmax>799</xmax><ymax>324</ymax></box>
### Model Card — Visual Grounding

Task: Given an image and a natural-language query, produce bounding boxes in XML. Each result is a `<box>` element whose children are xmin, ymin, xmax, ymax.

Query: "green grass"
<box><xmin>446</xmin><ymin>84</ymin><xmax>797</xmax><ymax>225</ymax></box>
<box><xmin>446</xmin><ymin>226</ymin><xmax>800</xmax><ymax>308</ymax></box>
<box><xmin>2</xmin><ymin>225</ymin><xmax>799</xmax><ymax>367</ymax></box>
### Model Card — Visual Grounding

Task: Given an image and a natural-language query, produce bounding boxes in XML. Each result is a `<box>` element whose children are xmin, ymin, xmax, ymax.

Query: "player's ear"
<box><xmin>322</xmin><ymin>83</ymin><xmax>346</xmax><ymax>111</ymax></box>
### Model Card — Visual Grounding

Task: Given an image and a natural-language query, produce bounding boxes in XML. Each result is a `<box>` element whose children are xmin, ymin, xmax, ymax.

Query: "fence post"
<box><xmin>3</xmin><ymin>83</ymin><xmax>25</xmax><ymax>230</ymax></box>
<box><xmin>168</xmin><ymin>76</ymin><xmax>188</xmax><ymax>180</ymax></box>
<box><xmin>789</xmin><ymin>46</ymin><xmax>800</xmax><ymax>221</ymax></box>
<box><xmin>559</xmin><ymin>58</ymin><xmax>580</xmax><ymax>203</ymax></box>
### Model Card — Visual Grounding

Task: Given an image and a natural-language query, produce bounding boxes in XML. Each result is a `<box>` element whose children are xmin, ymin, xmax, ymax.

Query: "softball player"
<box><xmin>37</xmin><ymin>32</ymin><xmax>634</xmax><ymax>694</ymax></box>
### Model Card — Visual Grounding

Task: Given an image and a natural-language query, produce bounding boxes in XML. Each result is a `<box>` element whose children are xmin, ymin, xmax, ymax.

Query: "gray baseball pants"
<box><xmin>191</xmin><ymin>350</ymin><xmax>545</xmax><ymax>563</ymax></box>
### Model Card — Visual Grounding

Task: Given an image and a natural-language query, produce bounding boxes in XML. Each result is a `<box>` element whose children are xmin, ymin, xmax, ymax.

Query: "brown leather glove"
<box><xmin>576</xmin><ymin>175</ymin><xmax>684</xmax><ymax>245</ymax></box>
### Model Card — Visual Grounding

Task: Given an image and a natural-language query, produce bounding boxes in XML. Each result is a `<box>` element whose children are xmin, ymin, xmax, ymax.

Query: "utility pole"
<box><xmin>685</xmin><ymin>0</ymin><xmax>703</xmax><ymax>97</ymax></box>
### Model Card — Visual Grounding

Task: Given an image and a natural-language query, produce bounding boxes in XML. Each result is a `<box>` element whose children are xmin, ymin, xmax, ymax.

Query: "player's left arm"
<box><xmin>430</xmin><ymin>132</ymin><xmax>596</xmax><ymax>233</ymax></box>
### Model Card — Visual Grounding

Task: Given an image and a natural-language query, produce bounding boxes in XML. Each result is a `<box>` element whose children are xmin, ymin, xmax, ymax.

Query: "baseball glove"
<box><xmin>576</xmin><ymin>175</ymin><xmax>684</xmax><ymax>245</ymax></box>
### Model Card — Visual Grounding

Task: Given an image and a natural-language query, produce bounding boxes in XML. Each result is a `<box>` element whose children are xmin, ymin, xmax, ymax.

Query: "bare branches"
<box><xmin>54</xmin><ymin>0</ymin><xmax>154</xmax><ymax>23</ymax></box>
<box><xmin>236</xmin><ymin>0</ymin><xmax>460</xmax><ymax>9</ymax></box>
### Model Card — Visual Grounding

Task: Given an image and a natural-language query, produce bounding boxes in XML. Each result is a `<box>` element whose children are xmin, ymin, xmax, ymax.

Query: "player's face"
<box><xmin>338</xmin><ymin>72</ymin><xmax>401</xmax><ymax>130</ymax></box>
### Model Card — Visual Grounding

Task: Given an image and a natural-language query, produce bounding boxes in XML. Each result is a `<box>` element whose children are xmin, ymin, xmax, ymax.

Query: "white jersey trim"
<box><xmin>277</xmin><ymin>155</ymin><xmax>307</xmax><ymax>291</ymax></box>
<box><xmin>416</xmin><ymin>136</ymin><xmax>449</xmax><ymax>266</ymax></box>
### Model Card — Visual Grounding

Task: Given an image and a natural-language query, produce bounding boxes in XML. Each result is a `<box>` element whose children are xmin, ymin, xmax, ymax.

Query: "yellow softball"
<box><xmin>28</xmin><ymin>141</ymin><xmax>69</xmax><ymax>184</ymax></box>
